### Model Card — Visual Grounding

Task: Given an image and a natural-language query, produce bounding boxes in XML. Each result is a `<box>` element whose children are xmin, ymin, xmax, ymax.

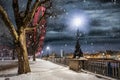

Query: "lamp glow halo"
<box><xmin>66</xmin><ymin>10</ymin><xmax>90</xmax><ymax>33</ymax></box>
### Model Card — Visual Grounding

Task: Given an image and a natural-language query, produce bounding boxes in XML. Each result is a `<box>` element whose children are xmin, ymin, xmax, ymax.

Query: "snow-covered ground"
<box><xmin>0</xmin><ymin>60</ymin><xmax>17</xmax><ymax>66</ymax></box>
<box><xmin>0</xmin><ymin>60</ymin><xmax>17</xmax><ymax>71</ymax></box>
<box><xmin>0</xmin><ymin>59</ymin><xmax>110</xmax><ymax>80</ymax></box>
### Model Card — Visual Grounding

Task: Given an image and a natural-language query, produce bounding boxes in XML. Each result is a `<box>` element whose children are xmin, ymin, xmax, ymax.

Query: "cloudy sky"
<box><xmin>44</xmin><ymin>0</ymin><xmax>120</xmax><ymax>54</ymax></box>
<box><xmin>0</xmin><ymin>0</ymin><xmax>120</xmax><ymax>54</ymax></box>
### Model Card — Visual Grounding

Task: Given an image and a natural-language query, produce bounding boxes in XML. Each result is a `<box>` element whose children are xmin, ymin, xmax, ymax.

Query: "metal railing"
<box><xmin>48</xmin><ymin>58</ymin><xmax>69</xmax><ymax>66</ymax></box>
<box><xmin>83</xmin><ymin>59</ymin><xmax>120</xmax><ymax>79</ymax></box>
<box><xmin>47</xmin><ymin>58</ymin><xmax>120</xmax><ymax>79</ymax></box>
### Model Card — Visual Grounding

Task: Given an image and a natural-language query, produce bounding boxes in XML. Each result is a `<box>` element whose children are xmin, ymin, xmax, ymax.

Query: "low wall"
<box><xmin>69</xmin><ymin>59</ymin><xmax>85</xmax><ymax>72</ymax></box>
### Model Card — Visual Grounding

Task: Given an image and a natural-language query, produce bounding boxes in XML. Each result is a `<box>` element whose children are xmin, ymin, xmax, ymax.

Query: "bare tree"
<box><xmin>27</xmin><ymin>1</ymin><xmax>52</xmax><ymax>61</ymax></box>
<box><xmin>0</xmin><ymin>0</ymin><xmax>52</xmax><ymax>74</ymax></box>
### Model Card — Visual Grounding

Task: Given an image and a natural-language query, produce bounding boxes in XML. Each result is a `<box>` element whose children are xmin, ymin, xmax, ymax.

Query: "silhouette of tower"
<box><xmin>73</xmin><ymin>30</ymin><xmax>83</xmax><ymax>58</ymax></box>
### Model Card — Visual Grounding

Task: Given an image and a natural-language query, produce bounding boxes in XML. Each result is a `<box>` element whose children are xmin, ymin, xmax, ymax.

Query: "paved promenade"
<box><xmin>0</xmin><ymin>59</ymin><xmax>108</xmax><ymax>80</ymax></box>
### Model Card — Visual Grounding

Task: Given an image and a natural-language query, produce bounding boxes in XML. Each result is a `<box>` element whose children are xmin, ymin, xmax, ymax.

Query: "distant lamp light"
<box><xmin>46</xmin><ymin>46</ymin><xmax>50</xmax><ymax>50</ymax></box>
<box><xmin>46</xmin><ymin>46</ymin><xmax>50</xmax><ymax>55</ymax></box>
<box><xmin>65</xmin><ymin>44</ymin><xmax>67</xmax><ymax>47</ymax></box>
<box><xmin>103</xmin><ymin>53</ymin><xmax>105</xmax><ymax>56</ymax></box>
<box><xmin>41</xmin><ymin>51</ymin><xmax>44</xmax><ymax>54</ymax></box>
<box><xmin>102</xmin><ymin>53</ymin><xmax>105</xmax><ymax>59</ymax></box>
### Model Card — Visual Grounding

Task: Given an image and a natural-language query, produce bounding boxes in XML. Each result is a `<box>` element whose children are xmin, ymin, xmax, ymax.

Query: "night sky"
<box><xmin>0</xmin><ymin>0</ymin><xmax>120</xmax><ymax>54</ymax></box>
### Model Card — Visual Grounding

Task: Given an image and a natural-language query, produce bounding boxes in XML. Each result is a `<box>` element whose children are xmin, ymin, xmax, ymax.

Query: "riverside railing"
<box><xmin>83</xmin><ymin>59</ymin><xmax>120</xmax><ymax>79</ymax></box>
<box><xmin>47</xmin><ymin>58</ymin><xmax>120</xmax><ymax>79</ymax></box>
<box><xmin>48</xmin><ymin>58</ymin><xmax>69</xmax><ymax>66</ymax></box>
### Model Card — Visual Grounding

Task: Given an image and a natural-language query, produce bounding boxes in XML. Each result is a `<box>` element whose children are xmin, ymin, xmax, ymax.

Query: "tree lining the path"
<box><xmin>0</xmin><ymin>0</ymin><xmax>52</xmax><ymax>74</ymax></box>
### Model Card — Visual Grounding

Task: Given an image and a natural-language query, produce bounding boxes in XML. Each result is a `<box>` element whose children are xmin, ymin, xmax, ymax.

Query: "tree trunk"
<box><xmin>12</xmin><ymin>49</ymin><xmax>15</xmax><ymax>60</ymax></box>
<box><xmin>17</xmin><ymin>28</ymin><xmax>31</xmax><ymax>74</ymax></box>
<box><xmin>33</xmin><ymin>50</ymin><xmax>36</xmax><ymax>61</ymax></box>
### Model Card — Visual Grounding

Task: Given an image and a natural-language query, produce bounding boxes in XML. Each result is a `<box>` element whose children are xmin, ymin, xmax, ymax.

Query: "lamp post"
<box><xmin>72</xmin><ymin>17</ymin><xmax>84</xmax><ymax>58</ymax></box>
<box><xmin>67</xmin><ymin>11</ymin><xmax>89</xmax><ymax>58</ymax></box>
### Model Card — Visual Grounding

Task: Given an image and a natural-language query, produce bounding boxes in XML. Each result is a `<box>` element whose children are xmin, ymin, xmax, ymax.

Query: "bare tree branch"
<box><xmin>12</xmin><ymin>0</ymin><xmax>19</xmax><ymax>17</ymax></box>
<box><xmin>42</xmin><ymin>0</ymin><xmax>52</xmax><ymax>18</ymax></box>
<box><xmin>23</xmin><ymin>0</ymin><xmax>52</xmax><ymax>27</ymax></box>
<box><xmin>23</xmin><ymin>0</ymin><xmax>40</xmax><ymax>27</ymax></box>
<box><xmin>25</xmin><ymin>0</ymin><xmax>32</xmax><ymax>18</ymax></box>
<box><xmin>25</xmin><ymin>12</ymin><xmax>46</xmax><ymax>31</ymax></box>
<box><xmin>39</xmin><ymin>0</ymin><xmax>50</xmax><ymax>5</ymax></box>
<box><xmin>0</xmin><ymin>5</ymin><xmax>18</xmax><ymax>42</ymax></box>
<box><xmin>25</xmin><ymin>25</ymin><xmax>38</xmax><ymax>31</ymax></box>
<box><xmin>25</xmin><ymin>0</ymin><xmax>52</xmax><ymax>31</ymax></box>
<box><xmin>12</xmin><ymin>0</ymin><xmax>21</xmax><ymax>27</ymax></box>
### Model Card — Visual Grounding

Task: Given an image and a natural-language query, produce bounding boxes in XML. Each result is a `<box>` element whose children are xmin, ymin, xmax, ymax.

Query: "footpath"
<box><xmin>0</xmin><ymin>59</ymin><xmax>112</xmax><ymax>80</ymax></box>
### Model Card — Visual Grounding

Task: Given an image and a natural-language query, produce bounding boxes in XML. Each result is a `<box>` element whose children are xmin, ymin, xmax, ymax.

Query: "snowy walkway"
<box><xmin>0</xmin><ymin>59</ymin><xmax>108</xmax><ymax>80</ymax></box>
<box><xmin>0</xmin><ymin>60</ymin><xmax>17</xmax><ymax>71</ymax></box>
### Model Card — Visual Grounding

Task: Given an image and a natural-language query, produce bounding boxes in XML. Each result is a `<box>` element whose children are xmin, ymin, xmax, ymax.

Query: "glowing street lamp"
<box><xmin>72</xmin><ymin>16</ymin><xmax>85</xmax><ymax>39</ymax></box>
<box><xmin>72</xmin><ymin>17</ymin><xmax>83</xmax><ymax>27</ymax></box>
<box><xmin>71</xmin><ymin>16</ymin><xmax>85</xmax><ymax>58</ymax></box>
<box><xmin>67</xmin><ymin>11</ymin><xmax>90</xmax><ymax>33</ymax></box>
<box><xmin>70</xmin><ymin>15</ymin><xmax>88</xmax><ymax>33</ymax></box>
